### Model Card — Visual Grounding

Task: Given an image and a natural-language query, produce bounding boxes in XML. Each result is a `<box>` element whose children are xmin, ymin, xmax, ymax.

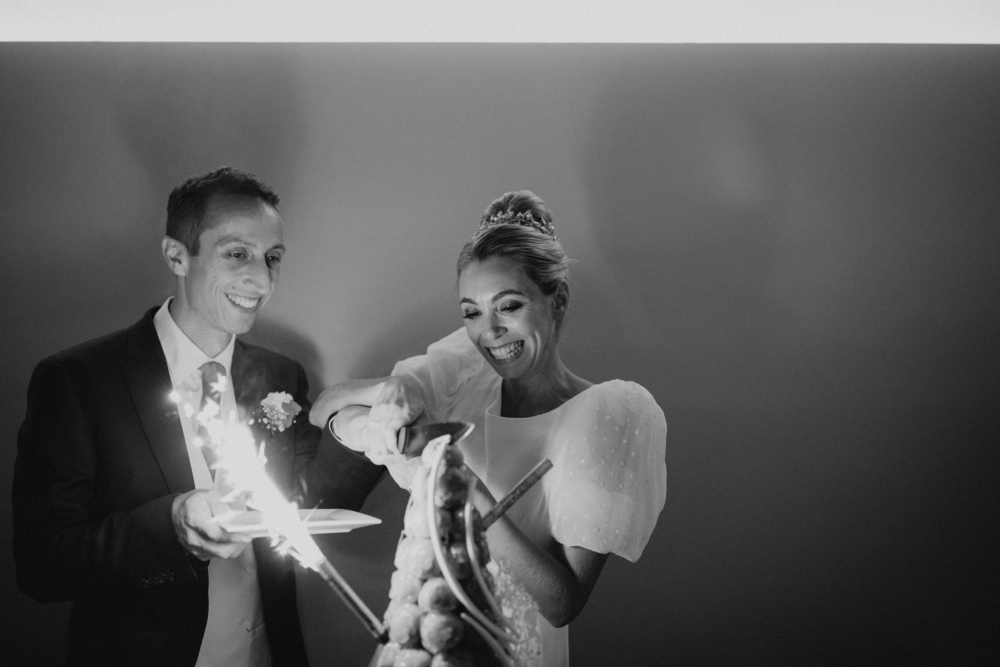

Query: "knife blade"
<box><xmin>397</xmin><ymin>421</ymin><xmax>474</xmax><ymax>458</ymax></box>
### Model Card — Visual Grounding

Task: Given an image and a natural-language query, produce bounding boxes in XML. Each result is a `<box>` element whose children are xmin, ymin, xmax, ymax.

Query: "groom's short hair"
<box><xmin>166</xmin><ymin>166</ymin><xmax>280</xmax><ymax>255</ymax></box>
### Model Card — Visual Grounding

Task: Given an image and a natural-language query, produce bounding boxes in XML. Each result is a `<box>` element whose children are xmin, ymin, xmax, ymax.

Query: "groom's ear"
<box><xmin>161</xmin><ymin>236</ymin><xmax>189</xmax><ymax>277</ymax></box>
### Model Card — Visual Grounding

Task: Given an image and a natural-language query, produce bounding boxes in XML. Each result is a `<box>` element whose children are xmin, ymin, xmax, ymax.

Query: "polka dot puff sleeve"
<box><xmin>548</xmin><ymin>381</ymin><xmax>667</xmax><ymax>563</ymax></box>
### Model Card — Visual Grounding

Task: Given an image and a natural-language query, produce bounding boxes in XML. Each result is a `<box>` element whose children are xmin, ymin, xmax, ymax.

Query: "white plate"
<box><xmin>218</xmin><ymin>508</ymin><xmax>381</xmax><ymax>538</ymax></box>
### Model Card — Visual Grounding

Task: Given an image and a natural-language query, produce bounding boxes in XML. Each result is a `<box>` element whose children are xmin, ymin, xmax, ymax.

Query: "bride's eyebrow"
<box><xmin>491</xmin><ymin>289</ymin><xmax>526</xmax><ymax>302</ymax></box>
<box><xmin>460</xmin><ymin>289</ymin><xmax>527</xmax><ymax>306</ymax></box>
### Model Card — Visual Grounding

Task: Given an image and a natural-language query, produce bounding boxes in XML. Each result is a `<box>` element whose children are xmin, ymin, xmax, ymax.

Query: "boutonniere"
<box><xmin>255</xmin><ymin>391</ymin><xmax>302</xmax><ymax>434</ymax></box>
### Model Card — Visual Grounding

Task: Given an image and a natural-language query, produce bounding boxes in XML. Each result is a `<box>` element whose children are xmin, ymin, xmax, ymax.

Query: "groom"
<box><xmin>12</xmin><ymin>167</ymin><xmax>383</xmax><ymax>666</ymax></box>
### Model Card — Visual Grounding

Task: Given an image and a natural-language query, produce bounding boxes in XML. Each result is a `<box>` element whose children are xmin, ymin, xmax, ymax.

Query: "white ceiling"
<box><xmin>3</xmin><ymin>0</ymin><xmax>999</xmax><ymax>43</ymax></box>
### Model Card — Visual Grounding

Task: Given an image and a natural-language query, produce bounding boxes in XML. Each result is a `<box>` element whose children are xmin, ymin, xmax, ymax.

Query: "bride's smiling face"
<box><xmin>458</xmin><ymin>257</ymin><xmax>562</xmax><ymax>382</ymax></box>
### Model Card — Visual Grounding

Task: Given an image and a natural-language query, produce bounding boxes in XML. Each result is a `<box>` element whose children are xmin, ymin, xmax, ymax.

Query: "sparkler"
<box><xmin>189</xmin><ymin>395</ymin><xmax>387</xmax><ymax>641</ymax></box>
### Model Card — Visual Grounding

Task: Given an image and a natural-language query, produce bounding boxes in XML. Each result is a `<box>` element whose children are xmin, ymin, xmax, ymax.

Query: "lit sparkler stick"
<box><xmin>314</xmin><ymin>559</ymin><xmax>387</xmax><ymax>642</ymax></box>
<box><xmin>191</xmin><ymin>398</ymin><xmax>387</xmax><ymax>641</ymax></box>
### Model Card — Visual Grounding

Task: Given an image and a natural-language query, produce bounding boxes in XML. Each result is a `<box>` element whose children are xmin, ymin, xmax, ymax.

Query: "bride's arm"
<box><xmin>310</xmin><ymin>375</ymin><xmax>427</xmax><ymax>456</ymax></box>
<box><xmin>308</xmin><ymin>378</ymin><xmax>391</xmax><ymax>426</ymax></box>
<box><xmin>330</xmin><ymin>404</ymin><xmax>425</xmax><ymax>490</ymax></box>
<box><xmin>469</xmin><ymin>475</ymin><xmax>609</xmax><ymax>628</ymax></box>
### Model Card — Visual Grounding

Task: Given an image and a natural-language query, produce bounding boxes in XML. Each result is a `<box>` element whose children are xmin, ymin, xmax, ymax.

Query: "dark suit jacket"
<box><xmin>12</xmin><ymin>308</ymin><xmax>384</xmax><ymax>667</ymax></box>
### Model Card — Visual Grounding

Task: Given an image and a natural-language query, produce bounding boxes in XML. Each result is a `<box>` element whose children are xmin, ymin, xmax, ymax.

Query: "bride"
<box><xmin>310</xmin><ymin>191</ymin><xmax>667</xmax><ymax>666</ymax></box>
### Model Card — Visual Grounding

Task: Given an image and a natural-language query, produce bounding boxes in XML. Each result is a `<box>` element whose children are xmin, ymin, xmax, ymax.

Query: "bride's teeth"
<box><xmin>490</xmin><ymin>341</ymin><xmax>523</xmax><ymax>361</ymax></box>
<box><xmin>227</xmin><ymin>295</ymin><xmax>259</xmax><ymax>309</ymax></box>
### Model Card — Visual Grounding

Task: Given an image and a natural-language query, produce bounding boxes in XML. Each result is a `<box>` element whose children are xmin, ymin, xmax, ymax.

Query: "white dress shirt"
<box><xmin>153</xmin><ymin>299</ymin><xmax>270</xmax><ymax>667</ymax></box>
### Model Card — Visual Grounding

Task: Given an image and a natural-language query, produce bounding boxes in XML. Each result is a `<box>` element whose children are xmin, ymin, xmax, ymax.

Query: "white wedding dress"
<box><xmin>388</xmin><ymin>329</ymin><xmax>667</xmax><ymax>667</ymax></box>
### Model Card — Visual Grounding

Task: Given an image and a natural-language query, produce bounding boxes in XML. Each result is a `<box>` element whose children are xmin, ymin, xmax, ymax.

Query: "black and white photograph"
<box><xmin>1</xmin><ymin>3</ymin><xmax>998</xmax><ymax>666</ymax></box>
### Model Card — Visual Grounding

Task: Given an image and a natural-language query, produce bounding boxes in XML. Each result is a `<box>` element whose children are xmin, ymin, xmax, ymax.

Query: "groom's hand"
<box><xmin>172</xmin><ymin>489</ymin><xmax>252</xmax><ymax>561</ymax></box>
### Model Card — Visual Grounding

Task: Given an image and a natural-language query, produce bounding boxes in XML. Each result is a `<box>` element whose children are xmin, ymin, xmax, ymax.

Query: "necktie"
<box><xmin>198</xmin><ymin>361</ymin><xmax>227</xmax><ymax>480</ymax></box>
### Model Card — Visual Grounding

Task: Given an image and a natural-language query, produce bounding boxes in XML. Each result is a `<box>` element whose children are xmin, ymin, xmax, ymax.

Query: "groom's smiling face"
<box><xmin>168</xmin><ymin>194</ymin><xmax>285</xmax><ymax>354</ymax></box>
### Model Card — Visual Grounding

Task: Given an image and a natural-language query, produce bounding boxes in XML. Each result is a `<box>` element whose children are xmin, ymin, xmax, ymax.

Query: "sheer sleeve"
<box><xmin>380</xmin><ymin>328</ymin><xmax>498</xmax><ymax>488</ymax></box>
<box><xmin>548</xmin><ymin>381</ymin><xmax>667</xmax><ymax>563</ymax></box>
<box><xmin>391</xmin><ymin>328</ymin><xmax>494</xmax><ymax>424</ymax></box>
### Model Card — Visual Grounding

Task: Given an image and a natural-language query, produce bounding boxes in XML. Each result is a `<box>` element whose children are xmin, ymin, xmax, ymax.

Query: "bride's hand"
<box><xmin>309</xmin><ymin>377</ymin><xmax>397</xmax><ymax>428</ymax></box>
<box><xmin>331</xmin><ymin>405</ymin><xmax>420</xmax><ymax>487</ymax></box>
<box><xmin>366</xmin><ymin>376</ymin><xmax>426</xmax><ymax>456</ymax></box>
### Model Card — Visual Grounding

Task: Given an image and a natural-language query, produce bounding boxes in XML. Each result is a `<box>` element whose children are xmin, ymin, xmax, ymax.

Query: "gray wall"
<box><xmin>1</xmin><ymin>44</ymin><xmax>997</xmax><ymax>665</ymax></box>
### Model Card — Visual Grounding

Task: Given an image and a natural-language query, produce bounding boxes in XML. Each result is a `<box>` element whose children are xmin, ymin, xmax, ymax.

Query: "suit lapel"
<box><xmin>117</xmin><ymin>309</ymin><xmax>195</xmax><ymax>494</ymax></box>
<box><xmin>231</xmin><ymin>341</ymin><xmax>295</xmax><ymax>488</ymax></box>
<box><xmin>115</xmin><ymin>316</ymin><xmax>297</xmax><ymax>496</ymax></box>
<box><xmin>231</xmin><ymin>340</ymin><xmax>262</xmax><ymax>427</ymax></box>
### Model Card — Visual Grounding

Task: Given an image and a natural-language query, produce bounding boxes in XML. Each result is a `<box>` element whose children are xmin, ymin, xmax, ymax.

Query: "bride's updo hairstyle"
<box><xmin>456</xmin><ymin>190</ymin><xmax>570</xmax><ymax>297</ymax></box>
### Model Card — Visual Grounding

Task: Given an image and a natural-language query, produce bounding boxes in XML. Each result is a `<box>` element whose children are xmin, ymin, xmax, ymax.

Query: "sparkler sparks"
<box><xmin>193</xmin><ymin>399</ymin><xmax>325</xmax><ymax>567</ymax></box>
<box><xmin>187</xmin><ymin>393</ymin><xmax>387</xmax><ymax>640</ymax></box>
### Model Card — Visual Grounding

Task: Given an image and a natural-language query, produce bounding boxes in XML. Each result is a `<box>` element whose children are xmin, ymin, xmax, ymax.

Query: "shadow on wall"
<box><xmin>575</xmin><ymin>45</ymin><xmax>1000</xmax><ymax>666</ymax></box>
<box><xmin>110</xmin><ymin>43</ymin><xmax>309</xmax><ymax>199</ymax></box>
<box><xmin>347</xmin><ymin>297</ymin><xmax>459</xmax><ymax>380</ymax></box>
<box><xmin>579</xmin><ymin>46</ymin><xmax>791</xmax><ymax>412</ymax></box>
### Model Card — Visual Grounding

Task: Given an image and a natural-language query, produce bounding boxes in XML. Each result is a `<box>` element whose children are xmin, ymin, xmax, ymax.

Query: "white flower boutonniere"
<box><xmin>257</xmin><ymin>391</ymin><xmax>302</xmax><ymax>434</ymax></box>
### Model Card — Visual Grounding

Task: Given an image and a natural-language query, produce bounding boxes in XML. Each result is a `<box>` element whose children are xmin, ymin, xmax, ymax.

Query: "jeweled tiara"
<box><xmin>477</xmin><ymin>210</ymin><xmax>557</xmax><ymax>239</ymax></box>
